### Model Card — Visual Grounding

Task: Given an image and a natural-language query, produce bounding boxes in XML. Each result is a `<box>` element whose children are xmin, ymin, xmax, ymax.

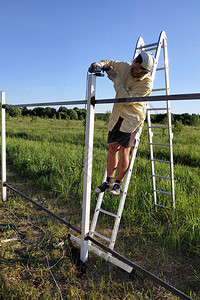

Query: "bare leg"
<box><xmin>107</xmin><ymin>142</ymin><xmax>120</xmax><ymax>177</ymax></box>
<box><xmin>116</xmin><ymin>146</ymin><xmax>131</xmax><ymax>181</ymax></box>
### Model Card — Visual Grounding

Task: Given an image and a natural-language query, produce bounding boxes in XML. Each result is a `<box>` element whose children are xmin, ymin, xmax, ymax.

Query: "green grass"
<box><xmin>4</xmin><ymin>117</ymin><xmax>200</xmax><ymax>253</ymax></box>
<box><xmin>0</xmin><ymin>116</ymin><xmax>199</xmax><ymax>299</ymax></box>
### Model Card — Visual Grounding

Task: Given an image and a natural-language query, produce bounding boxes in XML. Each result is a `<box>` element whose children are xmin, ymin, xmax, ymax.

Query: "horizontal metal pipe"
<box><xmin>95</xmin><ymin>93</ymin><xmax>200</xmax><ymax>104</ymax></box>
<box><xmin>3</xmin><ymin>93</ymin><xmax>200</xmax><ymax>108</ymax></box>
<box><xmin>86</xmin><ymin>235</ymin><xmax>193</xmax><ymax>300</ymax></box>
<box><xmin>5</xmin><ymin>100</ymin><xmax>87</xmax><ymax>108</ymax></box>
<box><xmin>5</xmin><ymin>183</ymin><xmax>81</xmax><ymax>235</ymax></box>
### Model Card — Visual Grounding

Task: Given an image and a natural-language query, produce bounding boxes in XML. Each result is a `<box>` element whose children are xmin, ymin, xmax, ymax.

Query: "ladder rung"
<box><xmin>147</xmin><ymin>108</ymin><xmax>167</xmax><ymax>111</ymax></box>
<box><xmin>152</xmin><ymin>159</ymin><xmax>170</xmax><ymax>164</ymax></box>
<box><xmin>153</xmin><ymin>174</ymin><xmax>171</xmax><ymax>180</ymax></box>
<box><xmin>150</xmin><ymin>125</ymin><xmax>168</xmax><ymax>129</ymax></box>
<box><xmin>155</xmin><ymin>204</ymin><xmax>170</xmax><ymax>209</ymax></box>
<box><xmin>142</xmin><ymin>46</ymin><xmax>157</xmax><ymax>52</ymax></box>
<box><xmin>150</xmin><ymin>143</ymin><xmax>169</xmax><ymax>146</ymax></box>
<box><xmin>136</xmin><ymin>42</ymin><xmax>158</xmax><ymax>49</ymax></box>
<box><xmin>92</xmin><ymin>231</ymin><xmax>111</xmax><ymax>242</ymax></box>
<box><xmin>156</xmin><ymin>67</ymin><xmax>165</xmax><ymax>71</ymax></box>
<box><xmin>152</xmin><ymin>88</ymin><xmax>167</xmax><ymax>92</ymax></box>
<box><xmin>97</xmin><ymin>209</ymin><xmax>117</xmax><ymax>218</ymax></box>
<box><xmin>155</xmin><ymin>190</ymin><xmax>172</xmax><ymax>195</ymax></box>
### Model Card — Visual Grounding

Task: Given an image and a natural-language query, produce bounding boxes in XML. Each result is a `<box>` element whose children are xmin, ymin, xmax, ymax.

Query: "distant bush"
<box><xmin>57</xmin><ymin>112</ymin><xmax>70</xmax><ymax>120</ymax></box>
<box><xmin>189</xmin><ymin>114</ymin><xmax>199</xmax><ymax>126</ymax></box>
<box><xmin>173</xmin><ymin>120</ymin><xmax>184</xmax><ymax>133</ymax></box>
<box><xmin>58</xmin><ymin>106</ymin><xmax>69</xmax><ymax>114</ymax></box>
<box><xmin>6</xmin><ymin>107</ymin><xmax>22</xmax><ymax>117</ymax></box>
<box><xmin>22</xmin><ymin>107</ymin><xmax>32</xmax><ymax>116</ymax></box>
<box><xmin>73</xmin><ymin>107</ymin><xmax>86</xmax><ymax>120</ymax></box>
<box><xmin>68</xmin><ymin>109</ymin><xmax>78</xmax><ymax>120</ymax></box>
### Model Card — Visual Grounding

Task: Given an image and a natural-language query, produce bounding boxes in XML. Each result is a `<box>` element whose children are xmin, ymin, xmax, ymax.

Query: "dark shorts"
<box><xmin>107</xmin><ymin>117</ymin><xmax>139</xmax><ymax>148</ymax></box>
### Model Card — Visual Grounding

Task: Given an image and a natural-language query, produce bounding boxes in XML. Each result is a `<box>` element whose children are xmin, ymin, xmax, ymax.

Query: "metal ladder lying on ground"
<box><xmin>89</xmin><ymin>31</ymin><xmax>175</xmax><ymax>264</ymax></box>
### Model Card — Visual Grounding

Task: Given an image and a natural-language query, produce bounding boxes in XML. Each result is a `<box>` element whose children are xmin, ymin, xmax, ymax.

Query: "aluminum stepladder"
<box><xmin>89</xmin><ymin>31</ymin><xmax>175</xmax><ymax>266</ymax></box>
<box><xmin>73</xmin><ymin>31</ymin><xmax>175</xmax><ymax>271</ymax></box>
<box><xmin>137</xmin><ymin>31</ymin><xmax>175</xmax><ymax>209</ymax></box>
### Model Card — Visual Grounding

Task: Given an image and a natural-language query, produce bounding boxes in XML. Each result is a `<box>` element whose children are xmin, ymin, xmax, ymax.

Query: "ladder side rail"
<box><xmin>147</xmin><ymin>108</ymin><xmax>157</xmax><ymax>205</ymax></box>
<box><xmin>80</xmin><ymin>74</ymin><xmax>96</xmax><ymax>262</ymax></box>
<box><xmin>107</xmin><ymin>127</ymin><xmax>143</xmax><ymax>256</ymax></box>
<box><xmin>163</xmin><ymin>36</ymin><xmax>175</xmax><ymax>207</ymax></box>
<box><xmin>147</xmin><ymin>33</ymin><xmax>165</xmax><ymax>205</ymax></box>
<box><xmin>163</xmin><ymin>33</ymin><xmax>170</xmax><ymax>96</ymax></box>
<box><xmin>150</xmin><ymin>31</ymin><xmax>175</xmax><ymax>208</ymax></box>
<box><xmin>151</xmin><ymin>31</ymin><xmax>166</xmax><ymax>82</ymax></box>
<box><xmin>167</xmin><ymin>104</ymin><xmax>175</xmax><ymax>208</ymax></box>
<box><xmin>1</xmin><ymin>91</ymin><xmax>7</xmax><ymax>201</ymax></box>
<box><xmin>148</xmin><ymin>31</ymin><xmax>174</xmax><ymax>206</ymax></box>
<box><xmin>133</xmin><ymin>37</ymin><xmax>145</xmax><ymax>60</ymax></box>
<box><xmin>89</xmin><ymin>168</ymin><xmax>107</xmax><ymax>239</ymax></box>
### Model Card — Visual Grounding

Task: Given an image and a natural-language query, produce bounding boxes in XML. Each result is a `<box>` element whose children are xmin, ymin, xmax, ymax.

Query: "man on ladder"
<box><xmin>89</xmin><ymin>52</ymin><xmax>155</xmax><ymax>195</ymax></box>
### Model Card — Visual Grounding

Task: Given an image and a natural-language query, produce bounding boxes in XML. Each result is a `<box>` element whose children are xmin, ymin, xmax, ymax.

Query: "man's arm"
<box><xmin>113</xmin><ymin>77</ymin><xmax>153</xmax><ymax>100</ymax></box>
<box><xmin>89</xmin><ymin>60</ymin><xmax>126</xmax><ymax>75</ymax></box>
<box><xmin>98</xmin><ymin>60</ymin><xmax>153</xmax><ymax>99</ymax></box>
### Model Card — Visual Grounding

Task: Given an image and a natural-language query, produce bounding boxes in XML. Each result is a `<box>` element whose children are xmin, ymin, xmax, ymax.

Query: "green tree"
<box><xmin>21</xmin><ymin>107</ymin><xmax>32</xmax><ymax>116</ymax></box>
<box><xmin>44</xmin><ymin>107</ymin><xmax>56</xmax><ymax>118</ymax></box>
<box><xmin>68</xmin><ymin>109</ymin><xmax>78</xmax><ymax>120</ymax></box>
<box><xmin>74</xmin><ymin>107</ymin><xmax>86</xmax><ymax>120</ymax></box>
<box><xmin>6</xmin><ymin>107</ymin><xmax>22</xmax><ymax>117</ymax></box>
<box><xmin>59</xmin><ymin>106</ymin><xmax>69</xmax><ymax>114</ymax></box>
<box><xmin>189</xmin><ymin>114</ymin><xmax>199</xmax><ymax>126</ymax></box>
<box><xmin>103</xmin><ymin>111</ymin><xmax>111</xmax><ymax>124</ymax></box>
<box><xmin>32</xmin><ymin>107</ymin><xmax>45</xmax><ymax>117</ymax></box>
<box><xmin>58</xmin><ymin>112</ymin><xmax>69</xmax><ymax>120</ymax></box>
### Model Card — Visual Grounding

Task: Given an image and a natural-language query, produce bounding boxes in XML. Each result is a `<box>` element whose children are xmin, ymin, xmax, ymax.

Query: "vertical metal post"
<box><xmin>80</xmin><ymin>74</ymin><xmax>96</xmax><ymax>262</ymax></box>
<box><xmin>1</xmin><ymin>91</ymin><xmax>7</xmax><ymax>201</ymax></box>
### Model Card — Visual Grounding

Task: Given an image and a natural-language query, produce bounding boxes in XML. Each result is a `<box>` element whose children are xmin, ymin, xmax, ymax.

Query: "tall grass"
<box><xmin>3</xmin><ymin>116</ymin><xmax>200</xmax><ymax>256</ymax></box>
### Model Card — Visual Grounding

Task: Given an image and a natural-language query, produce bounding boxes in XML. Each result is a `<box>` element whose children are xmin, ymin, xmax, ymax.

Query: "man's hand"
<box><xmin>107</xmin><ymin>67</ymin><xmax>119</xmax><ymax>81</ymax></box>
<box><xmin>89</xmin><ymin>62</ymin><xmax>100</xmax><ymax>73</ymax></box>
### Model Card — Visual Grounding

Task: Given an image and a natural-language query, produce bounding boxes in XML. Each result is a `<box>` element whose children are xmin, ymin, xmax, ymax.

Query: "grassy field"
<box><xmin>0</xmin><ymin>116</ymin><xmax>199</xmax><ymax>299</ymax></box>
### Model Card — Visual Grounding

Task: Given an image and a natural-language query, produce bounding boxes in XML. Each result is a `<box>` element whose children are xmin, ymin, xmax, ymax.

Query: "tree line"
<box><xmin>6</xmin><ymin>106</ymin><xmax>86</xmax><ymax>120</ymax></box>
<box><xmin>151</xmin><ymin>113</ymin><xmax>200</xmax><ymax>126</ymax></box>
<box><xmin>5</xmin><ymin>106</ymin><xmax>200</xmax><ymax>126</ymax></box>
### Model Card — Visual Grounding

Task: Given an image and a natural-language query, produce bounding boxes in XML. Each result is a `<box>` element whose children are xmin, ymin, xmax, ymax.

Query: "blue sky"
<box><xmin>0</xmin><ymin>0</ymin><xmax>200</xmax><ymax>114</ymax></box>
